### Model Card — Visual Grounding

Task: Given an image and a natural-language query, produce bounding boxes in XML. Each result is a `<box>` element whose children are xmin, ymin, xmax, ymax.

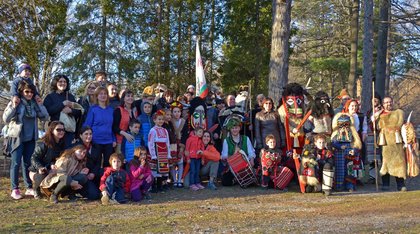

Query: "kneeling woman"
<box><xmin>40</xmin><ymin>145</ymin><xmax>89</xmax><ymax>203</ymax></box>
<box><xmin>221</xmin><ymin>117</ymin><xmax>256</xmax><ymax>186</ymax></box>
<box><xmin>200</xmin><ymin>131</ymin><xmax>220</xmax><ymax>190</ymax></box>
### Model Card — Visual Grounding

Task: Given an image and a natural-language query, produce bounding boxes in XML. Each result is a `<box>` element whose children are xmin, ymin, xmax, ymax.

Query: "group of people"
<box><xmin>2</xmin><ymin>63</ymin><xmax>416</xmax><ymax>205</ymax></box>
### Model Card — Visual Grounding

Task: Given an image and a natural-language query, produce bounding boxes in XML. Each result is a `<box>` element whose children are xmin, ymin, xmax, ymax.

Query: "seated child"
<box><xmin>313</xmin><ymin>134</ymin><xmax>334</xmax><ymax>195</ymax></box>
<box><xmin>100</xmin><ymin>153</ymin><xmax>131</xmax><ymax>204</ymax></box>
<box><xmin>122</xmin><ymin>119</ymin><xmax>144</xmax><ymax>164</ymax></box>
<box><xmin>128</xmin><ymin>147</ymin><xmax>153</xmax><ymax>202</ymax></box>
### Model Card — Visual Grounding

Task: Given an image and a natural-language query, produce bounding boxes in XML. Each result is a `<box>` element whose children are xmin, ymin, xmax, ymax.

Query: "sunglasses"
<box><xmin>55</xmin><ymin>128</ymin><xmax>65</xmax><ymax>132</ymax></box>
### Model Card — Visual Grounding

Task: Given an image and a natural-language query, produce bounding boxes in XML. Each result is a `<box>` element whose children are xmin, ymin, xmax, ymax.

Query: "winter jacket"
<box><xmin>185</xmin><ymin>134</ymin><xmax>204</xmax><ymax>160</ymax></box>
<box><xmin>201</xmin><ymin>144</ymin><xmax>220</xmax><ymax>166</ymax></box>
<box><xmin>113</xmin><ymin>106</ymin><xmax>138</xmax><ymax>144</ymax></box>
<box><xmin>40</xmin><ymin>154</ymin><xmax>86</xmax><ymax>189</ymax></box>
<box><xmin>129</xmin><ymin>163</ymin><xmax>153</xmax><ymax>192</ymax></box>
<box><xmin>2</xmin><ymin>100</ymin><xmax>49</xmax><ymax>153</ymax></box>
<box><xmin>100</xmin><ymin>167</ymin><xmax>131</xmax><ymax>193</ymax></box>
<box><xmin>29</xmin><ymin>141</ymin><xmax>65</xmax><ymax>172</ymax></box>
<box><xmin>254</xmin><ymin>109</ymin><xmax>285</xmax><ymax>150</ymax></box>
<box><xmin>44</xmin><ymin>91</ymin><xmax>81</xmax><ymax>122</ymax></box>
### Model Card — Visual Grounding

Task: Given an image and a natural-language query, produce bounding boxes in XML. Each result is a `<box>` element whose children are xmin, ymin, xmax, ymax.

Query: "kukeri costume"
<box><xmin>307</xmin><ymin>91</ymin><xmax>333</xmax><ymax>140</ymax></box>
<box><xmin>331</xmin><ymin>113</ymin><xmax>362</xmax><ymax>191</ymax></box>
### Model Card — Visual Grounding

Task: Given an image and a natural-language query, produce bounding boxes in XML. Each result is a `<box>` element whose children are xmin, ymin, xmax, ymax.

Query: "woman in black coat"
<box><xmin>29</xmin><ymin>121</ymin><xmax>66</xmax><ymax>199</ymax></box>
<box><xmin>44</xmin><ymin>75</ymin><xmax>81</xmax><ymax>148</ymax></box>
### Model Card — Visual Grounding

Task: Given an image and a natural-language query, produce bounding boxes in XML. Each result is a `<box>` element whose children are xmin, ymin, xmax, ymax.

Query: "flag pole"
<box><xmin>372</xmin><ymin>78</ymin><xmax>379</xmax><ymax>192</ymax></box>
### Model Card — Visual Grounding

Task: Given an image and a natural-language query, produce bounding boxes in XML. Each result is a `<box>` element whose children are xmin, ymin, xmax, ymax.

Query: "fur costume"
<box><xmin>308</xmin><ymin>91</ymin><xmax>334</xmax><ymax>137</ymax></box>
<box><xmin>331</xmin><ymin>113</ymin><xmax>362</xmax><ymax>191</ymax></box>
<box><xmin>298</xmin><ymin>145</ymin><xmax>321</xmax><ymax>192</ymax></box>
<box><xmin>377</xmin><ymin>109</ymin><xmax>407</xmax><ymax>179</ymax></box>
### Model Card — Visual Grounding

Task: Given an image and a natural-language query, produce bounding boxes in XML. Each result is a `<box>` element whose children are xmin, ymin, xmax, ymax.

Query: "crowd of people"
<box><xmin>2</xmin><ymin>63</ymin><xmax>416</xmax><ymax>205</ymax></box>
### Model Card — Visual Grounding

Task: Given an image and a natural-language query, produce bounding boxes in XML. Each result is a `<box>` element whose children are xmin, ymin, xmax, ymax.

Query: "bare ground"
<box><xmin>1</xmin><ymin>175</ymin><xmax>419</xmax><ymax>233</ymax></box>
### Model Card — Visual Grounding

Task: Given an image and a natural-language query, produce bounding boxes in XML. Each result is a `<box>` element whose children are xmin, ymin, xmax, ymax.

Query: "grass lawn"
<box><xmin>1</xmin><ymin>176</ymin><xmax>419</xmax><ymax>233</ymax></box>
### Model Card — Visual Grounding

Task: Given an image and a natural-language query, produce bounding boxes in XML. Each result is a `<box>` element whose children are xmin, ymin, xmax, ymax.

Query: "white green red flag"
<box><xmin>195</xmin><ymin>40</ymin><xmax>208</xmax><ymax>98</ymax></box>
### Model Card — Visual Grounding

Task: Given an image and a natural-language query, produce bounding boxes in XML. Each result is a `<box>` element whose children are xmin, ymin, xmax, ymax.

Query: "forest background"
<box><xmin>0</xmin><ymin>0</ymin><xmax>418</xmax><ymax>120</ymax></box>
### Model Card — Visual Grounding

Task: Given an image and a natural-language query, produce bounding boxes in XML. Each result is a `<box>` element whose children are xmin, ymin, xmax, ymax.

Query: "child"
<box><xmin>260</xmin><ymin>134</ymin><xmax>281</xmax><ymax>189</ymax></box>
<box><xmin>138</xmin><ymin>101</ymin><xmax>154</xmax><ymax>149</ymax></box>
<box><xmin>148</xmin><ymin>110</ymin><xmax>171</xmax><ymax>192</ymax></box>
<box><xmin>128</xmin><ymin>147</ymin><xmax>153</xmax><ymax>202</ymax></box>
<box><xmin>185</xmin><ymin>127</ymin><xmax>205</xmax><ymax>191</ymax></box>
<box><xmin>100</xmin><ymin>153</ymin><xmax>131</xmax><ymax>204</ymax></box>
<box><xmin>40</xmin><ymin>145</ymin><xmax>89</xmax><ymax>204</ymax></box>
<box><xmin>221</xmin><ymin>117</ymin><xmax>256</xmax><ymax>186</ymax></box>
<box><xmin>313</xmin><ymin>134</ymin><xmax>334</xmax><ymax>195</ymax></box>
<box><xmin>121</xmin><ymin>119</ymin><xmax>144</xmax><ymax>164</ymax></box>
<box><xmin>162</xmin><ymin>108</ymin><xmax>177</xmax><ymax>188</ymax></box>
<box><xmin>11</xmin><ymin>63</ymin><xmax>42</xmax><ymax>106</ymax></box>
<box><xmin>170</xmin><ymin>101</ymin><xmax>189</xmax><ymax>188</ymax></box>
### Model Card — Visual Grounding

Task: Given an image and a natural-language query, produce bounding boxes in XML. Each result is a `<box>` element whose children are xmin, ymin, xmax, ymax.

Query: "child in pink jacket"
<box><xmin>128</xmin><ymin>146</ymin><xmax>153</xmax><ymax>202</ymax></box>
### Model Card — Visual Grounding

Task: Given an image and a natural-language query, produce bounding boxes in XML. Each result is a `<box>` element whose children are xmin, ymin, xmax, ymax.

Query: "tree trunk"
<box><xmin>100</xmin><ymin>11</ymin><xmax>106</xmax><ymax>73</ymax></box>
<box><xmin>156</xmin><ymin>0</ymin><xmax>163</xmax><ymax>82</ymax></box>
<box><xmin>360</xmin><ymin>0</ymin><xmax>373</xmax><ymax>114</ymax></box>
<box><xmin>375</xmin><ymin>0</ymin><xmax>390</xmax><ymax>98</ymax></box>
<box><xmin>347</xmin><ymin>0</ymin><xmax>360</xmax><ymax>98</ymax></box>
<box><xmin>209</xmin><ymin>0</ymin><xmax>215</xmax><ymax>85</ymax></box>
<box><xmin>385</xmin><ymin>6</ymin><xmax>392</xmax><ymax>96</ymax></box>
<box><xmin>253</xmin><ymin>0</ymin><xmax>261</xmax><ymax>94</ymax></box>
<box><xmin>268</xmin><ymin>0</ymin><xmax>292</xmax><ymax>105</ymax></box>
<box><xmin>176</xmin><ymin>2</ymin><xmax>183</xmax><ymax>76</ymax></box>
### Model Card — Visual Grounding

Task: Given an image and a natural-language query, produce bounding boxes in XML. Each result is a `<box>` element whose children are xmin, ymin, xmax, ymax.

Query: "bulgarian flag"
<box><xmin>195</xmin><ymin>39</ymin><xmax>208</xmax><ymax>98</ymax></box>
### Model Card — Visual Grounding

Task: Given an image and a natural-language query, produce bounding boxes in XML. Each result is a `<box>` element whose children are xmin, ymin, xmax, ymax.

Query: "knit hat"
<box><xmin>187</xmin><ymin>85</ymin><xmax>195</xmax><ymax>91</ymax></box>
<box><xmin>18</xmin><ymin>63</ymin><xmax>31</xmax><ymax>73</ymax></box>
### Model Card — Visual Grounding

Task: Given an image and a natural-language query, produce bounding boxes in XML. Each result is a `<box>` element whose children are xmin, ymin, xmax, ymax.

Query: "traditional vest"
<box><xmin>227</xmin><ymin>135</ymin><xmax>248</xmax><ymax>157</ymax></box>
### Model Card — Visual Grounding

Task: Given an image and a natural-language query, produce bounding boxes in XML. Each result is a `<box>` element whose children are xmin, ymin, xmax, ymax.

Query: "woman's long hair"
<box><xmin>42</xmin><ymin>121</ymin><xmax>65</xmax><ymax>149</ymax></box>
<box><xmin>58</xmin><ymin>144</ymin><xmax>86</xmax><ymax>161</ymax></box>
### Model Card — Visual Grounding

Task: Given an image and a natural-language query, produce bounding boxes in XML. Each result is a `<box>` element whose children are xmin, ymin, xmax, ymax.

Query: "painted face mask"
<box><xmin>286</xmin><ymin>95</ymin><xmax>304</xmax><ymax>117</ymax></box>
<box><xmin>334</xmin><ymin>115</ymin><xmax>353</xmax><ymax>143</ymax></box>
<box><xmin>190</xmin><ymin>105</ymin><xmax>207</xmax><ymax>130</ymax></box>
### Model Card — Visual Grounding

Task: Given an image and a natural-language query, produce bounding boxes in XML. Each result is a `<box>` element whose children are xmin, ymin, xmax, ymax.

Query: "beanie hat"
<box><xmin>18</xmin><ymin>63</ymin><xmax>31</xmax><ymax>73</ymax></box>
<box><xmin>187</xmin><ymin>85</ymin><xmax>195</xmax><ymax>91</ymax></box>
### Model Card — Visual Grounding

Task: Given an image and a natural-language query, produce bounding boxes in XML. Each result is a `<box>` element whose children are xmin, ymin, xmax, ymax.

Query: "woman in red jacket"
<box><xmin>200</xmin><ymin>131</ymin><xmax>220</xmax><ymax>190</ymax></box>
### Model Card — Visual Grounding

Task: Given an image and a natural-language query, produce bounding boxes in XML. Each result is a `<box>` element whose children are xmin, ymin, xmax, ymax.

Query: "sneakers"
<box><xmin>399</xmin><ymin>186</ymin><xmax>407</xmax><ymax>192</ymax></box>
<box><xmin>11</xmin><ymin>189</ymin><xmax>22</xmax><ymax>200</ymax></box>
<box><xmin>25</xmin><ymin>188</ymin><xmax>35</xmax><ymax>196</ymax></box>
<box><xmin>101</xmin><ymin>193</ymin><xmax>110</xmax><ymax>205</ymax></box>
<box><xmin>190</xmin><ymin>184</ymin><xmax>199</xmax><ymax>191</ymax></box>
<box><xmin>177</xmin><ymin>182</ymin><xmax>184</xmax><ymax>188</ymax></box>
<box><xmin>196</xmin><ymin>183</ymin><xmax>205</xmax><ymax>190</ymax></box>
<box><xmin>207</xmin><ymin>182</ymin><xmax>217</xmax><ymax>190</ymax></box>
<box><xmin>50</xmin><ymin>194</ymin><xmax>58</xmax><ymax>204</ymax></box>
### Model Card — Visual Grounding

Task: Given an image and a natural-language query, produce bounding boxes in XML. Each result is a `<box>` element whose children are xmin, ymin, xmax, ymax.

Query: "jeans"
<box><xmin>79</xmin><ymin>180</ymin><xmax>101</xmax><ymax>200</ymax></box>
<box><xmin>105</xmin><ymin>174</ymin><xmax>126</xmax><ymax>203</ymax></box>
<box><xmin>189</xmin><ymin>158</ymin><xmax>201</xmax><ymax>185</ymax></box>
<box><xmin>10</xmin><ymin>139</ymin><xmax>35</xmax><ymax>190</ymax></box>
<box><xmin>53</xmin><ymin>173</ymin><xmax>88</xmax><ymax>196</ymax></box>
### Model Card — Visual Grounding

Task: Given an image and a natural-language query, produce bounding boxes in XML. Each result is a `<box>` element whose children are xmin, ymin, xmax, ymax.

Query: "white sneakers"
<box><xmin>25</xmin><ymin>188</ymin><xmax>35</xmax><ymax>196</ymax></box>
<box><xmin>11</xmin><ymin>188</ymin><xmax>36</xmax><ymax>200</ymax></box>
<box><xmin>11</xmin><ymin>189</ymin><xmax>22</xmax><ymax>200</ymax></box>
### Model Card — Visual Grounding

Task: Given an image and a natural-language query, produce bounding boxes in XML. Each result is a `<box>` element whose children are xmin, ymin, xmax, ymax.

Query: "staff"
<box><xmin>372</xmin><ymin>78</ymin><xmax>379</xmax><ymax>191</ymax></box>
